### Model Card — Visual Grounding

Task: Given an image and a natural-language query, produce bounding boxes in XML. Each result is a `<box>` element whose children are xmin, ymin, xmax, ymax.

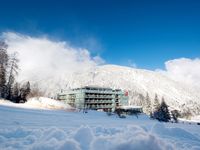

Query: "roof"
<box><xmin>119</xmin><ymin>105</ymin><xmax>142</xmax><ymax>110</ymax></box>
<box><xmin>72</xmin><ymin>86</ymin><xmax>114</xmax><ymax>91</ymax></box>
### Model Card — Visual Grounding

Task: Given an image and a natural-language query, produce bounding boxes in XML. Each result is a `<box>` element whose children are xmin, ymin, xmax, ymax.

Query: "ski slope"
<box><xmin>0</xmin><ymin>102</ymin><xmax>200</xmax><ymax>150</ymax></box>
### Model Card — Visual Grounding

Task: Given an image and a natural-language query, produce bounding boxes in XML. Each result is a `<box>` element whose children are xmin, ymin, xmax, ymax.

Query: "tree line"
<box><xmin>142</xmin><ymin>93</ymin><xmax>180</xmax><ymax>122</ymax></box>
<box><xmin>0</xmin><ymin>41</ymin><xmax>30</xmax><ymax>103</ymax></box>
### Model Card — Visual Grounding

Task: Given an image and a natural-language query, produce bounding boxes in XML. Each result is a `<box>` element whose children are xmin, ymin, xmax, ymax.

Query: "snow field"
<box><xmin>0</xmin><ymin>104</ymin><xmax>200</xmax><ymax>150</ymax></box>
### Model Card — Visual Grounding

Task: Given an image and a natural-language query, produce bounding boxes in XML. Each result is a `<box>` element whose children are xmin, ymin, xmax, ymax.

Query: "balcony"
<box><xmin>86</xmin><ymin>105</ymin><xmax>113</xmax><ymax>109</ymax></box>
<box><xmin>85</xmin><ymin>100</ymin><xmax>113</xmax><ymax>104</ymax></box>
<box><xmin>85</xmin><ymin>95</ymin><xmax>113</xmax><ymax>99</ymax></box>
<box><xmin>82</xmin><ymin>89</ymin><xmax>114</xmax><ymax>94</ymax></box>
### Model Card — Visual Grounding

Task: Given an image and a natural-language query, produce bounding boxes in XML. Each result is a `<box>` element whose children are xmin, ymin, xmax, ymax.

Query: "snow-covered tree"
<box><xmin>0</xmin><ymin>41</ymin><xmax>8</xmax><ymax>98</ymax></box>
<box><xmin>0</xmin><ymin>64</ymin><xmax>7</xmax><ymax>98</ymax></box>
<box><xmin>153</xmin><ymin>97</ymin><xmax>171</xmax><ymax>122</ymax></box>
<box><xmin>28</xmin><ymin>83</ymin><xmax>44</xmax><ymax>98</ymax></box>
<box><xmin>12</xmin><ymin>82</ymin><xmax>20</xmax><ymax>103</ymax></box>
<box><xmin>19</xmin><ymin>81</ymin><xmax>31</xmax><ymax>102</ymax></box>
<box><xmin>6</xmin><ymin>52</ymin><xmax>19</xmax><ymax>100</ymax></box>
<box><xmin>138</xmin><ymin>93</ymin><xmax>145</xmax><ymax>106</ymax></box>
<box><xmin>0</xmin><ymin>41</ymin><xmax>30</xmax><ymax>103</ymax></box>
<box><xmin>152</xmin><ymin>94</ymin><xmax>160</xmax><ymax>112</ymax></box>
<box><xmin>171</xmin><ymin>110</ymin><xmax>180</xmax><ymax>123</ymax></box>
<box><xmin>143</xmin><ymin>92</ymin><xmax>151</xmax><ymax>115</ymax></box>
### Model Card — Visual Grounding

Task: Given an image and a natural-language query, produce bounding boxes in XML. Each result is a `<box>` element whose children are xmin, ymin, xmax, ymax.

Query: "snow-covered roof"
<box><xmin>119</xmin><ymin>105</ymin><xmax>142</xmax><ymax>110</ymax></box>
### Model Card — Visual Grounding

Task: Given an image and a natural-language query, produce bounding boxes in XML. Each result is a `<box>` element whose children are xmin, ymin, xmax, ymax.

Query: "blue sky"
<box><xmin>0</xmin><ymin>0</ymin><xmax>200</xmax><ymax>70</ymax></box>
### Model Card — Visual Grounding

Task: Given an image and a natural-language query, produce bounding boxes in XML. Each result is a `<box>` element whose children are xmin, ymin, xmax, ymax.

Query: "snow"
<box><xmin>0</xmin><ymin>97</ymin><xmax>73</xmax><ymax>110</ymax></box>
<box><xmin>0</xmin><ymin>103</ymin><xmax>200</xmax><ymax>150</ymax></box>
<box><xmin>191</xmin><ymin>115</ymin><xmax>200</xmax><ymax>122</ymax></box>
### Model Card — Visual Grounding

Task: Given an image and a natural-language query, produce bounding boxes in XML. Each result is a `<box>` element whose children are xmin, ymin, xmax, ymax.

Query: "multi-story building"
<box><xmin>57</xmin><ymin>86</ymin><xmax>128</xmax><ymax>112</ymax></box>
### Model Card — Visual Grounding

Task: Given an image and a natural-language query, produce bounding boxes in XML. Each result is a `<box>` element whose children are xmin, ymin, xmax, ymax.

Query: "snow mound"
<box><xmin>25</xmin><ymin>97</ymin><xmax>73</xmax><ymax>110</ymax></box>
<box><xmin>152</xmin><ymin>123</ymin><xmax>200</xmax><ymax>141</ymax></box>
<box><xmin>0</xmin><ymin>105</ymin><xmax>200</xmax><ymax>150</ymax></box>
<box><xmin>0</xmin><ymin>97</ymin><xmax>73</xmax><ymax>110</ymax></box>
<box><xmin>0</xmin><ymin>126</ymin><xmax>174</xmax><ymax>150</ymax></box>
<box><xmin>151</xmin><ymin>123</ymin><xmax>200</xmax><ymax>149</ymax></box>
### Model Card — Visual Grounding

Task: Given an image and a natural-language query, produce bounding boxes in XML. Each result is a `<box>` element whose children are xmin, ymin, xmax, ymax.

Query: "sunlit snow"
<box><xmin>0</xmin><ymin>98</ymin><xmax>200</xmax><ymax>150</ymax></box>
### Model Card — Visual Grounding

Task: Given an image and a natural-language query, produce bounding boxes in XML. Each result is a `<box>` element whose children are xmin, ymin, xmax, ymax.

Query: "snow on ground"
<box><xmin>0</xmin><ymin>103</ymin><xmax>200</xmax><ymax>150</ymax></box>
<box><xmin>191</xmin><ymin>115</ymin><xmax>200</xmax><ymax>122</ymax></box>
<box><xmin>0</xmin><ymin>97</ymin><xmax>73</xmax><ymax>110</ymax></box>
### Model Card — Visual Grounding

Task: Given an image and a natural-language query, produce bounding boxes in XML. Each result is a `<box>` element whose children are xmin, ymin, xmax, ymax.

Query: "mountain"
<box><xmin>35</xmin><ymin>65</ymin><xmax>200</xmax><ymax>115</ymax></box>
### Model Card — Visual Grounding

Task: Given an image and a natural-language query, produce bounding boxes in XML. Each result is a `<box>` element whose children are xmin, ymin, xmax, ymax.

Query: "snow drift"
<box><xmin>0</xmin><ymin>125</ymin><xmax>175</xmax><ymax>150</ymax></box>
<box><xmin>0</xmin><ymin>97</ymin><xmax>73</xmax><ymax>110</ymax></box>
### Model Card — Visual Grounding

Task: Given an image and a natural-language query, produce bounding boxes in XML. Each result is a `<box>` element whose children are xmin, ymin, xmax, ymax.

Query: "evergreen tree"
<box><xmin>6</xmin><ymin>52</ymin><xmax>19</xmax><ymax>100</ymax></box>
<box><xmin>152</xmin><ymin>94</ymin><xmax>160</xmax><ymax>112</ymax></box>
<box><xmin>19</xmin><ymin>81</ymin><xmax>31</xmax><ymax>102</ymax></box>
<box><xmin>0</xmin><ymin>42</ymin><xmax>8</xmax><ymax>98</ymax></box>
<box><xmin>25</xmin><ymin>81</ymin><xmax>31</xmax><ymax>99</ymax></box>
<box><xmin>154</xmin><ymin>97</ymin><xmax>171</xmax><ymax>122</ymax></box>
<box><xmin>144</xmin><ymin>92</ymin><xmax>151</xmax><ymax>115</ymax></box>
<box><xmin>138</xmin><ymin>93</ymin><xmax>145</xmax><ymax>106</ymax></box>
<box><xmin>171</xmin><ymin>110</ymin><xmax>180</xmax><ymax>123</ymax></box>
<box><xmin>0</xmin><ymin>64</ymin><xmax>7</xmax><ymax>98</ymax></box>
<box><xmin>150</xmin><ymin>111</ymin><xmax>153</xmax><ymax>118</ymax></box>
<box><xmin>12</xmin><ymin>82</ymin><xmax>20</xmax><ymax>103</ymax></box>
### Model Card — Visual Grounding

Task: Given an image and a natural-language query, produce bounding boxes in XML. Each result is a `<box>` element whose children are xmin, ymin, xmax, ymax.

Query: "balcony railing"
<box><xmin>85</xmin><ymin>100</ymin><xmax>113</xmax><ymax>104</ymax></box>
<box><xmin>86</xmin><ymin>105</ymin><xmax>113</xmax><ymax>109</ymax></box>
<box><xmin>85</xmin><ymin>95</ymin><xmax>113</xmax><ymax>99</ymax></box>
<box><xmin>82</xmin><ymin>89</ymin><xmax>114</xmax><ymax>94</ymax></box>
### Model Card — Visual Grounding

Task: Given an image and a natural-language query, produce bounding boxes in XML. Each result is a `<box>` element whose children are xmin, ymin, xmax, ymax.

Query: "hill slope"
<box><xmin>36</xmin><ymin>65</ymin><xmax>200</xmax><ymax>115</ymax></box>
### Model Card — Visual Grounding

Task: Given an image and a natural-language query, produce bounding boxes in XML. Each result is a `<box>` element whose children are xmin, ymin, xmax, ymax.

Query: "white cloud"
<box><xmin>2</xmin><ymin>32</ymin><xmax>104</xmax><ymax>83</ymax></box>
<box><xmin>157</xmin><ymin>58</ymin><xmax>200</xmax><ymax>88</ymax></box>
<box><xmin>2</xmin><ymin>32</ymin><xmax>199</xmax><ymax>94</ymax></box>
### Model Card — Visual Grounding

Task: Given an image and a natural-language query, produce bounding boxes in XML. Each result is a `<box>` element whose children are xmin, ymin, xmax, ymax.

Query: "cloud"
<box><xmin>2</xmin><ymin>32</ymin><xmax>104</xmax><ymax>84</ymax></box>
<box><xmin>2</xmin><ymin>31</ymin><xmax>199</xmax><ymax>95</ymax></box>
<box><xmin>157</xmin><ymin>58</ymin><xmax>200</xmax><ymax>88</ymax></box>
